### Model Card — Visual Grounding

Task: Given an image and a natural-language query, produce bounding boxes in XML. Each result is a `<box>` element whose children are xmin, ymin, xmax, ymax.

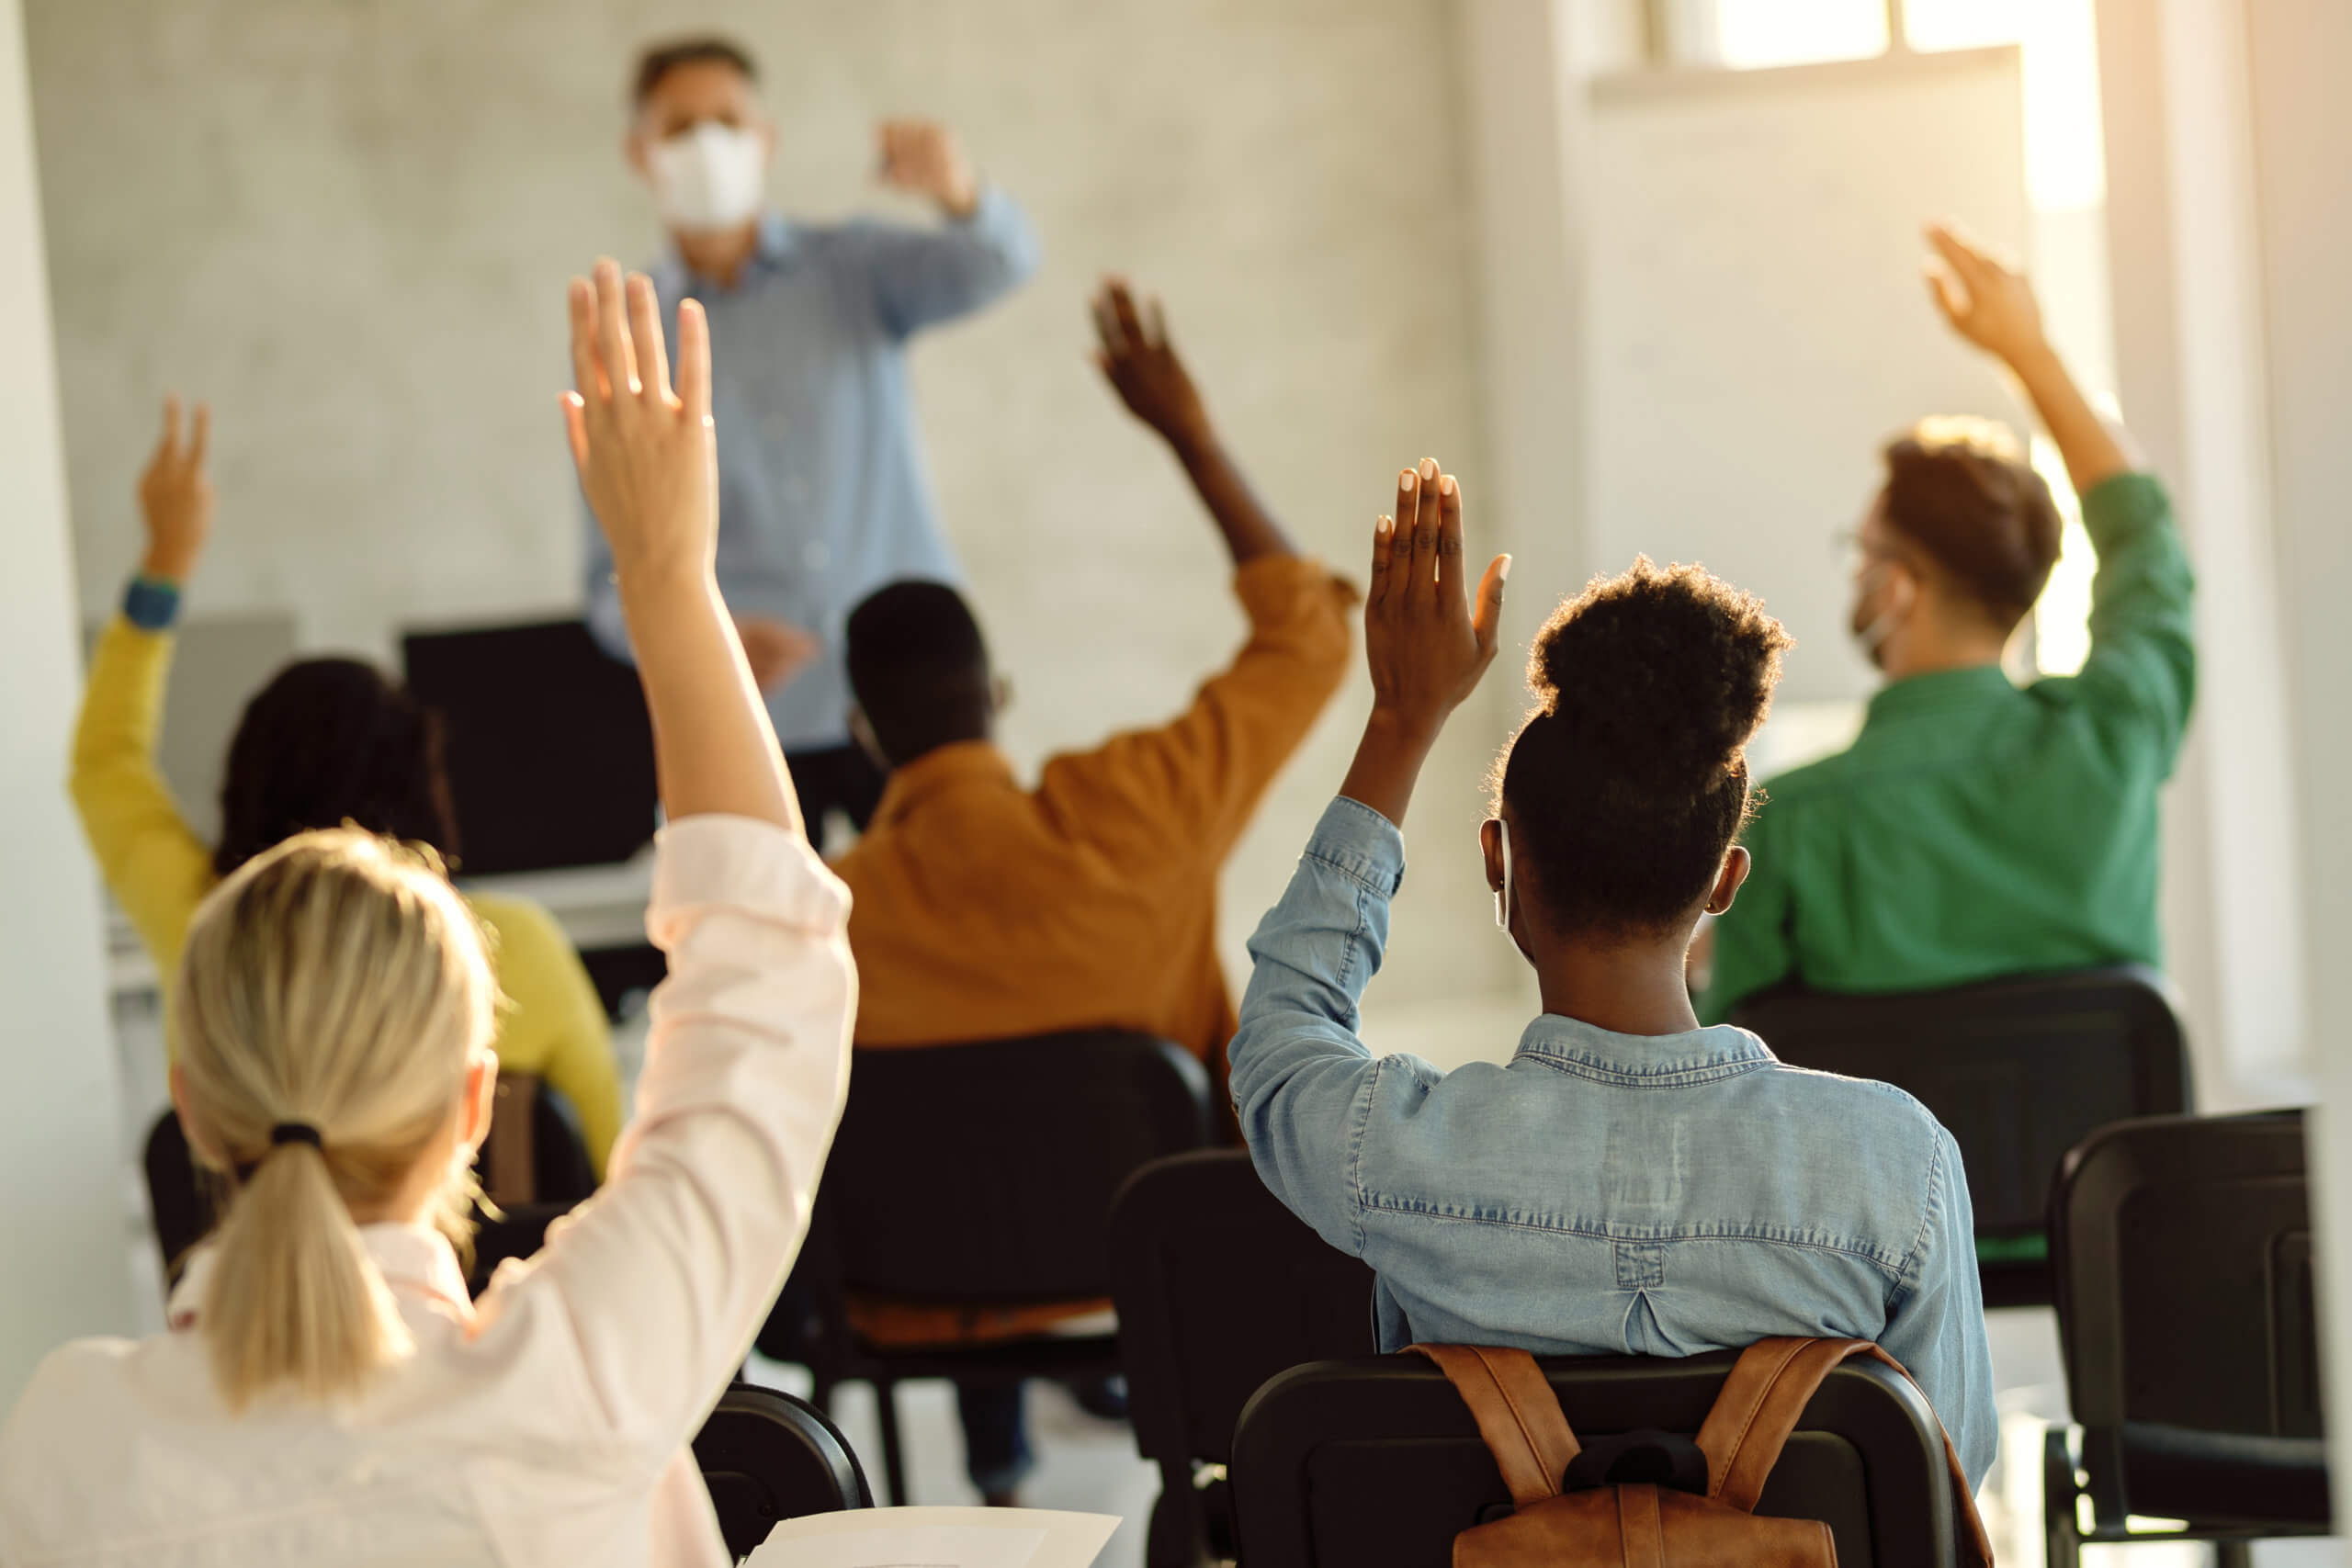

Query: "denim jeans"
<box><xmin>954</xmin><ymin>1382</ymin><xmax>1033</xmax><ymax>1498</ymax></box>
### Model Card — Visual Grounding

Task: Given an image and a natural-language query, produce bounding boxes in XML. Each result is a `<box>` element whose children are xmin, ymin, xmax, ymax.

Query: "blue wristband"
<box><xmin>122</xmin><ymin>575</ymin><xmax>183</xmax><ymax>631</ymax></box>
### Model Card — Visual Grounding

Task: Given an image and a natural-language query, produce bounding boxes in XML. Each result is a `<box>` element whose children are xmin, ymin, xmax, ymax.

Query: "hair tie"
<box><xmin>269</xmin><ymin>1122</ymin><xmax>324</xmax><ymax>1150</ymax></box>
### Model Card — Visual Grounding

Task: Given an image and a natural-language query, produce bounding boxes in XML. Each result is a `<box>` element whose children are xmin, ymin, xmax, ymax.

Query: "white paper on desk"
<box><xmin>744</xmin><ymin>1506</ymin><xmax>1120</xmax><ymax>1568</ymax></box>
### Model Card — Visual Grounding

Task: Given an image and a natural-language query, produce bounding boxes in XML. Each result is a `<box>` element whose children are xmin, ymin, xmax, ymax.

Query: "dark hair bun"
<box><xmin>1530</xmin><ymin>557</ymin><xmax>1792</xmax><ymax>785</ymax></box>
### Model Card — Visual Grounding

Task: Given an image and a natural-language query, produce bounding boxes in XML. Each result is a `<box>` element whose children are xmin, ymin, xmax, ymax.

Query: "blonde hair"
<box><xmin>173</xmin><ymin>828</ymin><xmax>496</xmax><ymax>1410</ymax></box>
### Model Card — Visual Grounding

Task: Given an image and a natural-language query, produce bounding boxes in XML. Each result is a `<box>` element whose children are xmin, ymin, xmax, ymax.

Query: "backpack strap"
<box><xmin>1407</xmin><ymin>1344</ymin><xmax>1583</xmax><ymax>1507</ymax></box>
<box><xmin>1695</xmin><ymin>1337</ymin><xmax>1994</xmax><ymax>1568</ymax></box>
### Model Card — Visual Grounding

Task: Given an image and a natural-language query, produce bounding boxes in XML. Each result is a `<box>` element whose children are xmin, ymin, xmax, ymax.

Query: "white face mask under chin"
<box><xmin>649</xmin><ymin>122</ymin><xmax>768</xmax><ymax>234</ymax></box>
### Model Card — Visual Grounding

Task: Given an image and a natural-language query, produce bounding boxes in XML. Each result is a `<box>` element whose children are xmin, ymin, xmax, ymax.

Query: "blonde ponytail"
<box><xmin>174</xmin><ymin>829</ymin><xmax>495</xmax><ymax>1411</ymax></box>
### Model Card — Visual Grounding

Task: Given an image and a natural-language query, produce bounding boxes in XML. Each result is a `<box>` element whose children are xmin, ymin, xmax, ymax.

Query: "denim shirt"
<box><xmin>584</xmin><ymin>191</ymin><xmax>1041</xmax><ymax>751</ymax></box>
<box><xmin>1230</xmin><ymin>796</ymin><xmax>1997</xmax><ymax>1486</ymax></box>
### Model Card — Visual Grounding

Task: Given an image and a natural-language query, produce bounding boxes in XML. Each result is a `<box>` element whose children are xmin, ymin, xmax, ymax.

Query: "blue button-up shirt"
<box><xmin>584</xmin><ymin>190</ymin><xmax>1041</xmax><ymax>750</ymax></box>
<box><xmin>1230</xmin><ymin>796</ymin><xmax>1997</xmax><ymax>1486</ymax></box>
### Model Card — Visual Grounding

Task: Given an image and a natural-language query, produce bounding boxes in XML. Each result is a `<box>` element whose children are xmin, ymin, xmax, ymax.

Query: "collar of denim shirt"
<box><xmin>1510</xmin><ymin>1013</ymin><xmax>1781</xmax><ymax>1089</ymax></box>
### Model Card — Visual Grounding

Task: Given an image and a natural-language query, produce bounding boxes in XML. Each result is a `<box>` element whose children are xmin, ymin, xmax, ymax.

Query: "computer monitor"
<box><xmin>400</xmin><ymin>618</ymin><xmax>657</xmax><ymax>875</ymax></box>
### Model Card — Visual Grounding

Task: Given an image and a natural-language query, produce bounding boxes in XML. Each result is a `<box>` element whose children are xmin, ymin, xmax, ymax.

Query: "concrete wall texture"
<box><xmin>25</xmin><ymin>0</ymin><xmax>1520</xmax><ymax>1012</ymax></box>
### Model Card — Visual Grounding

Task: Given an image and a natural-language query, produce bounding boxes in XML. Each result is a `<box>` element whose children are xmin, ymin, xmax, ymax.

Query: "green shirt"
<box><xmin>1701</xmin><ymin>473</ymin><xmax>2196</xmax><ymax>1024</ymax></box>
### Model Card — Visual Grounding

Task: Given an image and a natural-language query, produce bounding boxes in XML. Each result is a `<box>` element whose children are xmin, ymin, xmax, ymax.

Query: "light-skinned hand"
<box><xmin>877</xmin><ymin>119</ymin><xmax>978</xmax><ymax>218</ymax></box>
<box><xmin>137</xmin><ymin>396</ymin><xmax>214</xmax><ymax>583</ymax></box>
<box><xmin>1925</xmin><ymin>222</ymin><xmax>2047</xmax><ymax>367</ymax></box>
<box><xmin>1364</xmin><ymin>458</ymin><xmax>1510</xmax><ymax>737</ymax></box>
<box><xmin>734</xmin><ymin>615</ymin><xmax>821</xmax><ymax>694</ymax></box>
<box><xmin>1091</xmin><ymin>278</ymin><xmax>1213</xmax><ymax>454</ymax></box>
<box><xmin>563</xmin><ymin>260</ymin><xmax>716</xmax><ymax>588</ymax></box>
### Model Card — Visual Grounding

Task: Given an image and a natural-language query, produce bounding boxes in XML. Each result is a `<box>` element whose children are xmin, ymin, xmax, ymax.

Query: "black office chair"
<box><xmin>141</xmin><ymin>1080</ymin><xmax>597</xmax><ymax>1295</ymax></box>
<box><xmin>1111</xmin><ymin>1149</ymin><xmax>1377</xmax><ymax>1566</ymax></box>
<box><xmin>694</xmin><ymin>1382</ymin><xmax>874</xmax><ymax>1562</ymax></box>
<box><xmin>1232</xmin><ymin>1350</ymin><xmax>1969</xmax><ymax>1568</ymax></box>
<box><xmin>1730</xmin><ymin>964</ymin><xmax>2189</xmax><ymax>1306</ymax></box>
<box><xmin>2043</xmin><ymin>1110</ymin><xmax>2332</xmax><ymax>1565</ymax></box>
<box><xmin>756</xmin><ymin>1031</ymin><xmax>1213</xmax><ymax>1506</ymax></box>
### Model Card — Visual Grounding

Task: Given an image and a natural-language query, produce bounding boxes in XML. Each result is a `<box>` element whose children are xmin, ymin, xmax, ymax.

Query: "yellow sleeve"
<box><xmin>468</xmin><ymin>893</ymin><xmax>623</xmax><ymax>1179</ymax></box>
<box><xmin>69</xmin><ymin>617</ymin><xmax>216</xmax><ymax>982</ymax></box>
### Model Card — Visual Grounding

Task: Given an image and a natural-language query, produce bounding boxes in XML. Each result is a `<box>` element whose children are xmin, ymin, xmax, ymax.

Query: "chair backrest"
<box><xmin>1232</xmin><ymin>1351</ymin><xmax>1963</xmax><ymax>1568</ymax></box>
<box><xmin>1112</xmin><ymin>1148</ymin><xmax>1376</xmax><ymax>1469</ymax></box>
<box><xmin>829</xmin><ymin>1032</ymin><xmax>1211</xmax><ymax>1303</ymax></box>
<box><xmin>1730</xmin><ymin>965</ymin><xmax>2189</xmax><ymax>1237</ymax></box>
<box><xmin>478</xmin><ymin>1073</ymin><xmax>599</xmax><ymax>1210</ymax></box>
<box><xmin>399</xmin><ymin>618</ymin><xmax>657</xmax><ymax>875</ymax></box>
<box><xmin>2051</xmin><ymin>1109</ymin><xmax>2321</xmax><ymax>1439</ymax></box>
<box><xmin>692</xmin><ymin>1382</ymin><xmax>872</xmax><ymax>1561</ymax></box>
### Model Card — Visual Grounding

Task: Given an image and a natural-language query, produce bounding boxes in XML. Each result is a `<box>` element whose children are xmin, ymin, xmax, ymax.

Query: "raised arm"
<box><xmin>1231</xmin><ymin>461</ymin><xmax>1508</xmax><ymax>1241</ymax></box>
<box><xmin>1925</xmin><ymin>222</ymin><xmax>2132</xmax><ymax>497</ymax></box>
<box><xmin>1927</xmin><ymin>222</ymin><xmax>2195</xmax><ymax>754</ymax></box>
<box><xmin>497</xmin><ymin>261</ymin><xmax>853</xmax><ymax>1457</ymax></box>
<box><xmin>1091</xmin><ymin>278</ymin><xmax>1293</xmax><ymax>565</ymax></box>
<box><xmin>854</xmin><ymin>120</ymin><xmax>1040</xmax><ymax>338</ymax></box>
<box><xmin>69</xmin><ymin>399</ymin><xmax>220</xmax><ymax>974</ymax></box>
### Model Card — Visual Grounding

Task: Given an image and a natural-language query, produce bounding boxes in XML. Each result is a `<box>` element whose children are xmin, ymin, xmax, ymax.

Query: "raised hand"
<box><xmin>1340</xmin><ymin>458</ymin><xmax>1510</xmax><ymax>827</ymax></box>
<box><xmin>563</xmin><ymin>260</ymin><xmax>716</xmax><ymax>586</ymax></box>
<box><xmin>876</xmin><ymin>118</ymin><xmax>978</xmax><ymax>218</ymax></box>
<box><xmin>137</xmin><ymin>396</ymin><xmax>214</xmax><ymax>582</ymax></box>
<box><xmin>1364</xmin><ymin>458</ymin><xmax>1510</xmax><ymax>732</ymax></box>
<box><xmin>1924</xmin><ymin>222</ymin><xmax>2047</xmax><ymax>367</ymax></box>
<box><xmin>1091</xmin><ymin>278</ymin><xmax>1213</xmax><ymax>453</ymax></box>
<box><xmin>734</xmin><ymin>615</ymin><xmax>821</xmax><ymax>694</ymax></box>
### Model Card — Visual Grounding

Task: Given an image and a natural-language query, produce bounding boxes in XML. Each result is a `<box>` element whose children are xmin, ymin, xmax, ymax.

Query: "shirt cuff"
<box><xmin>1304</xmin><ymin>795</ymin><xmax>1406</xmax><ymax>897</ymax></box>
<box><xmin>648</xmin><ymin>814</ymin><xmax>851</xmax><ymax>946</ymax></box>
<box><xmin>121</xmin><ymin>576</ymin><xmax>182</xmax><ymax>631</ymax></box>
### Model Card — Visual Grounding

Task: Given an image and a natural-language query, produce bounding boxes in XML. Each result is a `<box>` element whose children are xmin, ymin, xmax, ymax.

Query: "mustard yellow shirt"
<box><xmin>70</xmin><ymin>618</ymin><xmax>622</xmax><ymax>1176</ymax></box>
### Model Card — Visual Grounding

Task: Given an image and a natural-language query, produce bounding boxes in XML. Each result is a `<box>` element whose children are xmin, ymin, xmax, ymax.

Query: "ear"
<box><xmin>458</xmin><ymin>1052</ymin><xmax>498</xmax><ymax>1157</ymax></box>
<box><xmin>1480</xmin><ymin>817</ymin><xmax>1506</xmax><ymax>894</ymax></box>
<box><xmin>990</xmin><ymin>673</ymin><xmax>1013</xmax><ymax>719</ymax></box>
<box><xmin>1705</xmin><ymin>845</ymin><xmax>1752</xmax><ymax>917</ymax></box>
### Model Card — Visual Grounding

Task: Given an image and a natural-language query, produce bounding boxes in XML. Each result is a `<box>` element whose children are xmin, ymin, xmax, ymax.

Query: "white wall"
<box><xmin>23</xmin><ymin>0</ymin><xmax>1518</xmax><ymax>1016</ymax></box>
<box><xmin>0</xmin><ymin>0</ymin><xmax>132</xmax><ymax>1404</ymax></box>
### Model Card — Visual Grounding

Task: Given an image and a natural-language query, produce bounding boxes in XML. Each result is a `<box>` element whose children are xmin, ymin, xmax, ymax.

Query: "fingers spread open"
<box><xmin>675</xmin><ymin>299</ymin><xmax>713</xmax><ymax>425</ymax></box>
<box><xmin>627</xmin><ymin>274</ymin><xmax>673</xmax><ymax>404</ymax></box>
<box><xmin>594</xmin><ymin>260</ymin><xmax>639</xmax><ymax>399</ymax></box>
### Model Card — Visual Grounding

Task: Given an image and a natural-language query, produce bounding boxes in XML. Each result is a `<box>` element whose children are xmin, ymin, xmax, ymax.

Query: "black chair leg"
<box><xmin>874</xmin><ymin>1378</ymin><xmax>910</xmax><ymax>1508</ymax></box>
<box><xmin>1146</xmin><ymin>1482</ymin><xmax>1207</xmax><ymax>1567</ymax></box>
<box><xmin>2212</xmin><ymin>1544</ymin><xmax>2254</xmax><ymax>1568</ymax></box>
<box><xmin>2042</xmin><ymin>1427</ymin><xmax>2082</xmax><ymax>1568</ymax></box>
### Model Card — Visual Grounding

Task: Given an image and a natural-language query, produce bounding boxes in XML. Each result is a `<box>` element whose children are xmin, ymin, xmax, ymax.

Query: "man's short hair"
<box><xmin>632</xmin><ymin>36</ymin><xmax>759</xmax><ymax>109</ymax></box>
<box><xmin>845</xmin><ymin>581</ymin><xmax>993</xmax><ymax>767</ymax></box>
<box><xmin>1879</xmin><ymin>417</ymin><xmax>2064</xmax><ymax>632</ymax></box>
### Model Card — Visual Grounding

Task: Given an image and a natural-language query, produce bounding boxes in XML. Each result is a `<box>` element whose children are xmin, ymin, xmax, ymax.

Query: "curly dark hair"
<box><xmin>1496</xmin><ymin>558</ymin><xmax>1792</xmax><ymax>940</ymax></box>
<box><xmin>212</xmin><ymin>659</ymin><xmax>457</xmax><ymax>879</ymax></box>
<box><xmin>1879</xmin><ymin>418</ymin><xmax>2063</xmax><ymax>632</ymax></box>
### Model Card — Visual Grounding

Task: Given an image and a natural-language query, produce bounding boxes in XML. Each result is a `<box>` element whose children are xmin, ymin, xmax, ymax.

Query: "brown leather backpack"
<box><xmin>1411</xmin><ymin>1339</ymin><xmax>1995</xmax><ymax>1566</ymax></box>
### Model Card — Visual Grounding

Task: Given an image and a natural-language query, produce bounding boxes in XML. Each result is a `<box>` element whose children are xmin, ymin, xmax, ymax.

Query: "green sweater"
<box><xmin>1701</xmin><ymin>472</ymin><xmax>2197</xmax><ymax>1024</ymax></box>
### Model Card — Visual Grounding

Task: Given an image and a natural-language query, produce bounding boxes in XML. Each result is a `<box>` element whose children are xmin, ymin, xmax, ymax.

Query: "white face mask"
<box><xmin>648</xmin><ymin>121</ymin><xmax>768</xmax><ymax>234</ymax></box>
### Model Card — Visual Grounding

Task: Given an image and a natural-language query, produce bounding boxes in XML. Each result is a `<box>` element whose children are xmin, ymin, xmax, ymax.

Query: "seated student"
<box><xmin>72</xmin><ymin>400</ymin><xmax>624</xmax><ymax>1176</ymax></box>
<box><xmin>1699</xmin><ymin>225</ymin><xmax>2195</xmax><ymax>1021</ymax></box>
<box><xmin>1228</xmin><ymin>462</ymin><xmax>1996</xmax><ymax>1487</ymax></box>
<box><xmin>1</xmin><ymin>265</ymin><xmax>854</xmax><ymax>1566</ymax></box>
<box><xmin>830</xmin><ymin>280</ymin><xmax>1354</xmax><ymax>1503</ymax></box>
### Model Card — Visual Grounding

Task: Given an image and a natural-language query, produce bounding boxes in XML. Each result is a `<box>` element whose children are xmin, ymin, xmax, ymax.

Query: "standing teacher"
<box><xmin>587</xmin><ymin>37</ymin><xmax>1040</xmax><ymax>831</ymax></box>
